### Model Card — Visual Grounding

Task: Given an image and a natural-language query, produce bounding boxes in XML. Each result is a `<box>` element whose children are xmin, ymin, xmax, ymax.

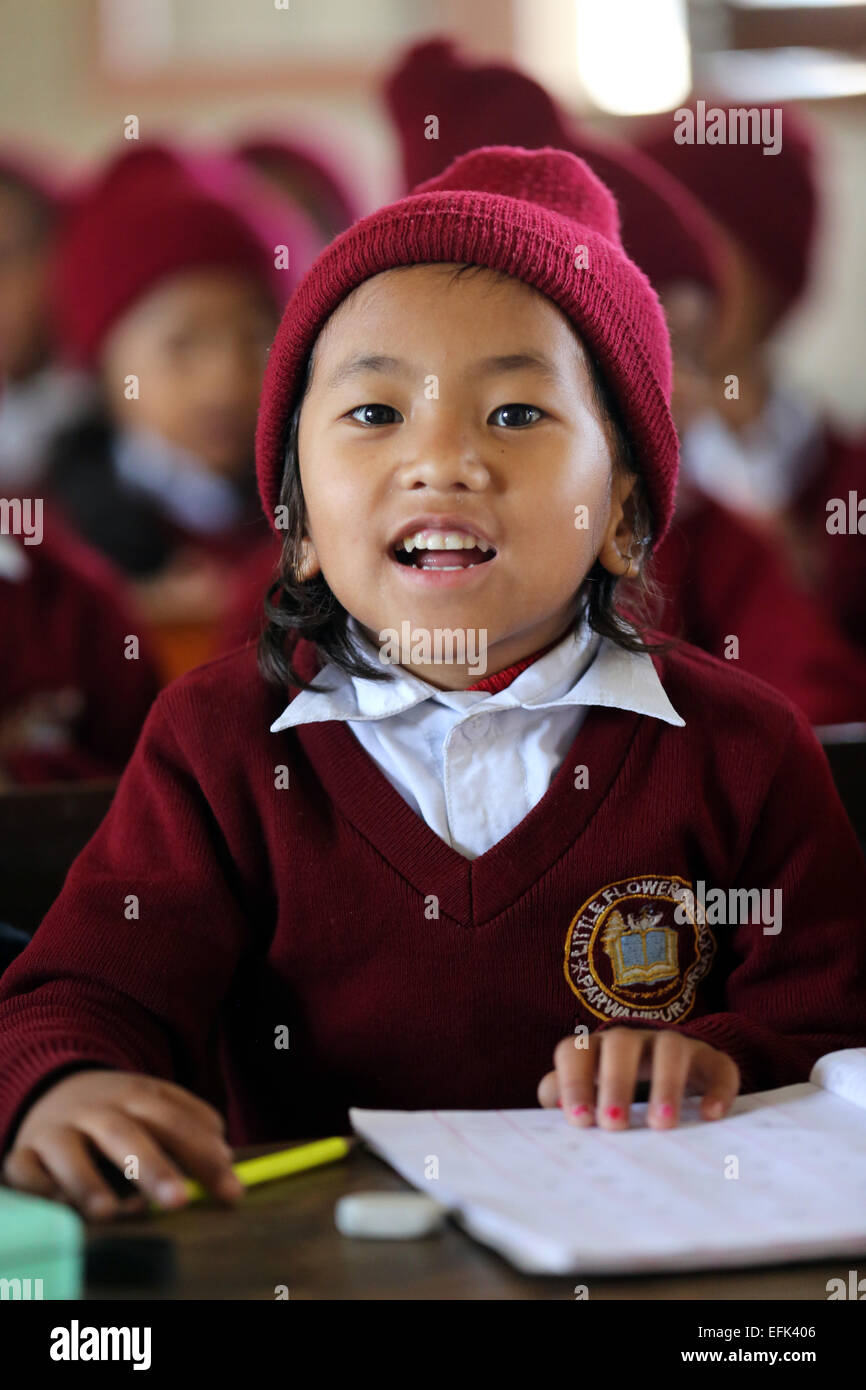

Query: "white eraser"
<box><xmin>334</xmin><ymin>1192</ymin><xmax>445</xmax><ymax>1240</ymax></box>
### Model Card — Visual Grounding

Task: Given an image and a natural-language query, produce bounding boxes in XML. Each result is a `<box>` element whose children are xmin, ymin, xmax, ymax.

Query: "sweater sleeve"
<box><xmin>648</xmin><ymin>707</ymin><xmax>866</xmax><ymax>1092</ymax></box>
<box><xmin>0</xmin><ymin>688</ymin><xmax>255</xmax><ymax>1158</ymax></box>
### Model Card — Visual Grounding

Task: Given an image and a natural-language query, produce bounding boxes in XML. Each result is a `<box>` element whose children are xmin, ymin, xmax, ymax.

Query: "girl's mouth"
<box><xmin>392</xmin><ymin>528</ymin><xmax>497</xmax><ymax>571</ymax></box>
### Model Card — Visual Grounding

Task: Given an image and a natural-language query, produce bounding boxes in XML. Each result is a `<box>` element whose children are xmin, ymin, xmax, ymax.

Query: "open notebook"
<box><xmin>350</xmin><ymin>1048</ymin><xmax>866</xmax><ymax>1275</ymax></box>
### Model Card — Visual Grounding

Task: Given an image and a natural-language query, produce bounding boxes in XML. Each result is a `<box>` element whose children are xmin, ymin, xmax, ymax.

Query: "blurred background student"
<box><xmin>0</xmin><ymin>507</ymin><xmax>160</xmax><ymax>786</ymax></box>
<box><xmin>0</xmin><ymin>151</ymin><xmax>94</xmax><ymax>488</ymax></box>
<box><xmin>640</xmin><ymin>103</ymin><xmax>866</xmax><ymax>655</ymax></box>
<box><xmin>41</xmin><ymin>144</ymin><xmax>308</xmax><ymax>681</ymax></box>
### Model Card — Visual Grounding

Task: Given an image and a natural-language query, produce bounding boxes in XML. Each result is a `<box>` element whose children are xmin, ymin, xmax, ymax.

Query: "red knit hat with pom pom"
<box><xmin>639</xmin><ymin>101</ymin><xmax>817</xmax><ymax>325</ymax></box>
<box><xmin>255</xmin><ymin>144</ymin><xmax>678</xmax><ymax>544</ymax></box>
<box><xmin>52</xmin><ymin>143</ymin><xmax>301</xmax><ymax>368</ymax></box>
<box><xmin>382</xmin><ymin>36</ymin><xmax>725</xmax><ymax>299</ymax></box>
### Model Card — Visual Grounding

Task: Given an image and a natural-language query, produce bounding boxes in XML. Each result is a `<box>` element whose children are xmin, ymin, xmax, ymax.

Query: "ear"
<box><xmin>596</xmin><ymin>472</ymin><xmax>642</xmax><ymax>580</ymax></box>
<box><xmin>294</xmin><ymin>536</ymin><xmax>321</xmax><ymax>582</ymax></box>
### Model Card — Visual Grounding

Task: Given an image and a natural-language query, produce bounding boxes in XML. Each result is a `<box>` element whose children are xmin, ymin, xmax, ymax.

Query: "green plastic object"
<box><xmin>0</xmin><ymin>1187</ymin><xmax>83</xmax><ymax>1299</ymax></box>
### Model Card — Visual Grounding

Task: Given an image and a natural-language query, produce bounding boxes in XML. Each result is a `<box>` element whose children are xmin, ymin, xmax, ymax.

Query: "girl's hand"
<box><xmin>537</xmin><ymin>1027</ymin><xmax>740</xmax><ymax>1129</ymax></box>
<box><xmin>1</xmin><ymin>1070</ymin><xmax>244</xmax><ymax>1220</ymax></box>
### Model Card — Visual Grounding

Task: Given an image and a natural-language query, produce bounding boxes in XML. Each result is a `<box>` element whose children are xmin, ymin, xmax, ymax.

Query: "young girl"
<box><xmin>1</xmin><ymin>146</ymin><xmax>865</xmax><ymax>1222</ymax></box>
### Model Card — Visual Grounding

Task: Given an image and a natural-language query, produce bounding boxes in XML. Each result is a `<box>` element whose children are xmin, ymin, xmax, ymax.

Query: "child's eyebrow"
<box><xmin>324</xmin><ymin>350</ymin><xmax>564</xmax><ymax>390</ymax></box>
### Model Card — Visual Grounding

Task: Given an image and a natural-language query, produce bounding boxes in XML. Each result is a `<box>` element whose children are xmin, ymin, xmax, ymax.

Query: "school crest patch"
<box><xmin>564</xmin><ymin>875</ymin><xmax>716</xmax><ymax>1024</ymax></box>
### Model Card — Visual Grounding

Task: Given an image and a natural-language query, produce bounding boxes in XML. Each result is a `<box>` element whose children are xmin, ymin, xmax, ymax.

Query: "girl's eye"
<box><xmin>348</xmin><ymin>404</ymin><xmax>402</xmax><ymax>426</ymax></box>
<box><xmin>489</xmin><ymin>404</ymin><xmax>543</xmax><ymax>428</ymax></box>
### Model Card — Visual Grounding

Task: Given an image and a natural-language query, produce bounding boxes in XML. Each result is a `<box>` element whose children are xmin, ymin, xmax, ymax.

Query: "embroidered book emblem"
<box><xmin>564</xmin><ymin>875</ymin><xmax>716</xmax><ymax>1024</ymax></box>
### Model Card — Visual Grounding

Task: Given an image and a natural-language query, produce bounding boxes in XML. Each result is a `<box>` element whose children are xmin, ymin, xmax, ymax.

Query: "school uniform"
<box><xmin>793</xmin><ymin>427</ymin><xmax>866</xmax><ymax>654</ymax></box>
<box><xmin>680</xmin><ymin>404</ymin><xmax>866</xmax><ymax>658</ymax></box>
<box><xmin>0</xmin><ymin>519</ymin><xmax>160</xmax><ymax>783</ymax></box>
<box><xmin>653</xmin><ymin>487</ymin><xmax>866</xmax><ymax>725</ymax></box>
<box><xmin>0</xmin><ymin>365</ymin><xmax>95</xmax><ymax>488</ymax></box>
<box><xmin>1</xmin><ymin>622</ymin><xmax>865</xmax><ymax>1156</ymax></box>
<box><xmin>45</xmin><ymin>415</ymin><xmax>267</xmax><ymax>580</ymax></box>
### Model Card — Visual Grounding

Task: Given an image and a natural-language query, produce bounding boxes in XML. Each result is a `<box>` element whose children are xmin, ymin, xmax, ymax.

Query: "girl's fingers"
<box><xmin>125</xmin><ymin>1082</ymin><xmax>241</xmax><ymax>1199</ymax></box>
<box><xmin>552</xmin><ymin>1033</ymin><xmax>598</xmax><ymax>1125</ymax></box>
<box><xmin>76</xmin><ymin>1109</ymin><xmax>228</xmax><ymax>1211</ymax></box>
<box><xmin>689</xmin><ymin>1044</ymin><xmax>741</xmax><ymax>1120</ymax></box>
<box><xmin>646</xmin><ymin>1028</ymin><xmax>694</xmax><ymax>1128</ymax></box>
<box><xmin>2</xmin><ymin>1144</ymin><xmax>63</xmax><ymax>1200</ymax></box>
<box><xmin>34</xmin><ymin>1126</ymin><xmax>133</xmax><ymax>1220</ymax></box>
<box><xmin>127</xmin><ymin>1113</ymin><xmax>242</xmax><ymax>1205</ymax></box>
<box><xmin>543</xmin><ymin>1029</ymin><xmax>741</xmax><ymax>1131</ymax></box>
<box><xmin>596</xmin><ymin>1028</ymin><xmax>649</xmax><ymax>1130</ymax></box>
<box><xmin>125</xmin><ymin>1078</ymin><xmax>228</xmax><ymax>1138</ymax></box>
<box><xmin>536</xmin><ymin>1069</ymin><xmax>560</xmax><ymax>1109</ymax></box>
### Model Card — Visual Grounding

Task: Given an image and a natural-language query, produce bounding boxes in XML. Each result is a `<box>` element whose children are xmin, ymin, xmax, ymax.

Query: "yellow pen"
<box><xmin>150</xmin><ymin>1136</ymin><xmax>354</xmax><ymax>1210</ymax></box>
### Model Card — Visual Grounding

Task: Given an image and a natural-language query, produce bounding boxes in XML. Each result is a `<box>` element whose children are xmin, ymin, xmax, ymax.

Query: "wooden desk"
<box><xmin>84</xmin><ymin>1140</ymin><xmax>846</xmax><ymax>1301</ymax></box>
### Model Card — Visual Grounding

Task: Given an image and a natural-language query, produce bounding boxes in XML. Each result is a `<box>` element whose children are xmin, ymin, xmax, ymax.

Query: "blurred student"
<box><xmin>640</xmin><ymin>105</ymin><xmax>866</xmax><ymax>652</ymax></box>
<box><xmin>43</xmin><ymin>146</ymin><xmax>291</xmax><ymax>680</ymax></box>
<box><xmin>0</xmin><ymin>509</ymin><xmax>159</xmax><ymax>785</ymax></box>
<box><xmin>0</xmin><ymin>151</ymin><xmax>94</xmax><ymax>487</ymax></box>
<box><xmin>382</xmin><ymin>37</ymin><xmax>866</xmax><ymax>724</ymax></box>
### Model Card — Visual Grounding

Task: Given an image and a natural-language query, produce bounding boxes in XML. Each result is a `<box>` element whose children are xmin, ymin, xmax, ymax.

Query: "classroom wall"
<box><xmin>1</xmin><ymin>0</ymin><xmax>864</xmax><ymax>427</ymax></box>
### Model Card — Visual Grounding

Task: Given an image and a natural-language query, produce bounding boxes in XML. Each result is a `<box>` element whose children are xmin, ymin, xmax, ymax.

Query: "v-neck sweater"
<box><xmin>1</xmin><ymin>634</ymin><xmax>865</xmax><ymax>1154</ymax></box>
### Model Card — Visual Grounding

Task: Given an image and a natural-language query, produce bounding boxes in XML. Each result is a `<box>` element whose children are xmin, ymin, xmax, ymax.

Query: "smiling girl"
<box><xmin>1</xmin><ymin>147</ymin><xmax>865</xmax><ymax>1220</ymax></box>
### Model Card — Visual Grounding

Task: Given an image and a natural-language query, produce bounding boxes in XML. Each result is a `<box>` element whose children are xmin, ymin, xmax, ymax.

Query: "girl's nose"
<box><xmin>393</xmin><ymin>415</ymin><xmax>491</xmax><ymax>492</ymax></box>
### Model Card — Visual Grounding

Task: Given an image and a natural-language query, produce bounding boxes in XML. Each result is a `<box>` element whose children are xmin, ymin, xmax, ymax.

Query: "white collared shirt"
<box><xmin>681</xmin><ymin>388</ymin><xmax>823</xmax><ymax>516</ymax></box>
<box><xmin>0</xmin><ymin>365</ymin><xmax>95</xmax><ymax>487</ymax></box>
<box><xmin>272</xmin><ymin>615</ymin><xmax>684</xmax><ymax>860</ymax></box>
<box><xmin>0</xmin><ymin>533</ymin><xmax>29</xmax><ymax>583</ymax></box>
<box><xmin>113</xmin><ymin>428</ymin><xmax>245</xmax><ymax>533</ymax></box>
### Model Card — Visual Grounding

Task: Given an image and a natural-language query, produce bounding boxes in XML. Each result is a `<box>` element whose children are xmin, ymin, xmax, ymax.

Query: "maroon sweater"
<box><xmin>654</xmin><ymin>491</ymin><xmax>866</xmax><ymax>726</ymax></box>
<box><xmin>0</xmin><ymin>514</ymin><xmax>160</xmax><ymax>783</ymax></box>
<box><xmin>1</xmin><ymin>634</ymin><xmax>865</xmax><ymax>1155</ymax></box>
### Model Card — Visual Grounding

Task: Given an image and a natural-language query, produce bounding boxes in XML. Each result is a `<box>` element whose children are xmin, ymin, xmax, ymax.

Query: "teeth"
<box><xmin>398</xmin><ymin>529</ymin><xmax>493</xmax><ymax>553</ymax></box>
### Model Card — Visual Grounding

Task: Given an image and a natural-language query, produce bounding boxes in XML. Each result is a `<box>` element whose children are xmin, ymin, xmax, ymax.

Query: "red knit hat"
<box><xmin>255</xmin><ymin>144</ymin><xmax>678</xmax><ymax>544</ymax></box>
<box><xmin>383</xmin><ymin>36</ymin><xmax>725</xmax><ymax>299</ymax></box>
<box><xmin>52</xmin><ymin>144</ymin><xmax>297</xmax><ymax>367</ymax></box>
<box><xmin>639</xmin><ymin>101</ymin><xmax>817</xmax><ymax>324</ymax></box>
<box><xmin>235</xmin><ymin>134</ymin><xmax>362</xmax><ymax>241</ymax></box>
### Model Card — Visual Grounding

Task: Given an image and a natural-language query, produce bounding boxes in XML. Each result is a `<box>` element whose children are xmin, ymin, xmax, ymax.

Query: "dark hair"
<box><xmin>258</xmin><ymin>263</ymin><xmax>672</xmax><ymax>692</ymax></box>
<box><xmin>0</xmin><ymin>171</ymin><xmax>55</xmax><ymax>245</ymax></box>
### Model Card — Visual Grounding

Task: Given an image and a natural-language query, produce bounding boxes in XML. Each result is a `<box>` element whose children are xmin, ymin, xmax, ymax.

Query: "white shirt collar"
<box><xmin>0</xmin><ymin>533</ymin><xmax>29</xmax><ymax>583</ymax></box>
<box><xmin>113</xmin><ymin>427</ymin><xmax>244</xmax><ymax>533</ymax></box>
<box><xmin>271</xmin><ymin>614</ymin><xmax>684</xmax><ymax>733</ymax></box>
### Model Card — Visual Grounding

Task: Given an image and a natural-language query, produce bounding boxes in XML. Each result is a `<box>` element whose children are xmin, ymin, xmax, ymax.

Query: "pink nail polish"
<box><xmin>605</xmin><ymin>1105</ymin><xmax>624</xmax><ymax>1120</ymax></box>
<box><xmin>658</xmin><ymin>1102</ymin><xmax>674</xmax><ymax>1118</ymax></box>
<box><xmin>570</xmin><ymin>1104</ymin><xmax>590</xmax><ymax>1117</ymax></box>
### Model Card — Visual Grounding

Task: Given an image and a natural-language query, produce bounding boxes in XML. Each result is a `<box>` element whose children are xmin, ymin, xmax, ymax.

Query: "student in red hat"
<box><xmin>0</xmin><ymin>150</ymin><xmax>94</xmax><ymax>487</ymax></box>
<box><xmin>1</xmin><ymin>145</ymin><xmax>864</xmax><ymax>1220</ymax></box>
<box><xmin>640</xmin><ymin>104</ymin><xmax>866</xmax><ymax>654</ymax></box>
<box><xmin>43</xmin><ymin>144</ymin><xmax>293</xmax><ymax>679</ymax></box>
<box><xmin>381</xmin><ymin>36</ymin><xmax>866</xmax><ymax>725</ymax></box>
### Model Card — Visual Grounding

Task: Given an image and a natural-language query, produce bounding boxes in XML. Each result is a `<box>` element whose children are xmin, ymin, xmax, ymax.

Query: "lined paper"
<box><xmin>350</xmin><ymin>1050</ymin><xmax>866</xmax><ymax>1274</ymax></box>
